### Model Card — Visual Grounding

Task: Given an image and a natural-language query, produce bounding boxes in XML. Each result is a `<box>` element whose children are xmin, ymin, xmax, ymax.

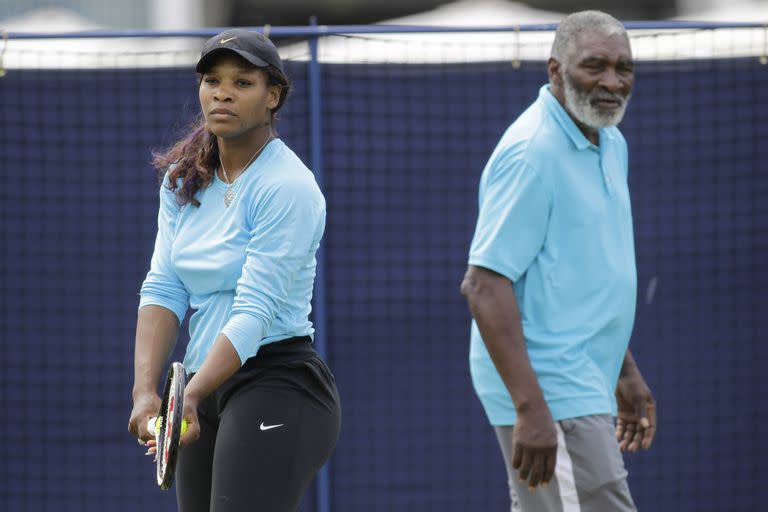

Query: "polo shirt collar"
<box><xmin>539</xmin><ymin>84</ymin><xmax>602</xmax><ymax>151</ymax></box>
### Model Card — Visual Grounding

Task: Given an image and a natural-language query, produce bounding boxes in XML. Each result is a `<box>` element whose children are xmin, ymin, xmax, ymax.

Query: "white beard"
<box><xmin>563</xmin><ymin>72</ymin><xmax>630</xmax><ymax>129</ymax></box>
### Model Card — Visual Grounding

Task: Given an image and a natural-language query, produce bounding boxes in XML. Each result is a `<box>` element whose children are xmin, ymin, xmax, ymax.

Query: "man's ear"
<box><xmin>547</xmin><ymin>57</ymin><xmax>563</xmax><ymax>87</ymax></box>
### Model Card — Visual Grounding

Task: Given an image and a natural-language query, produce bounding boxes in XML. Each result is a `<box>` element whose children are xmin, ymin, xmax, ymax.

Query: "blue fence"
<box><xmin>1</xmin><ymin>23</ymin><xmax>767</xmax><ymax>512</ymax></box>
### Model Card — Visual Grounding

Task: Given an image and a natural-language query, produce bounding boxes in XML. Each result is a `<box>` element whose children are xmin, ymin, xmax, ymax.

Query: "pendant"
<box><xmin>224</xmin><ymin>187</ymin><xmax>236</xmax><ymax>207</ymax></box>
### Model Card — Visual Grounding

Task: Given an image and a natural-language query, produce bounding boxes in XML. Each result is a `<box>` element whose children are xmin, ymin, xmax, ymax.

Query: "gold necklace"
<box><xmin>218</xmin><ymin>135</ymin><xmax>273</xmax><ymax>207</ymax></box>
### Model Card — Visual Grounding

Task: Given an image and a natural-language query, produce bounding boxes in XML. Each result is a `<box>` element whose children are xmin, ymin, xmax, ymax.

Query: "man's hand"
<box><xmin>615</xmin><ymin>367</ymin><xmax>656</xmax><ymax>452</ymax></box>
<box><xmin>461</xmin><ymin>266</ymin><xmax>557</xmax><ymax>491</ymax></box>
<box><xmin>512</xmin><ymin>404</ymin><xmax>558</xmax><ymax>491</ymax></box>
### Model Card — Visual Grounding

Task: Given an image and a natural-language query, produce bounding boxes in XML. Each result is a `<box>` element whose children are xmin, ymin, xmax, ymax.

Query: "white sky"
<box><xmin>1</xmin><ymin>0</ymin><xmax>766</xmax><ymax>68</ymax></box>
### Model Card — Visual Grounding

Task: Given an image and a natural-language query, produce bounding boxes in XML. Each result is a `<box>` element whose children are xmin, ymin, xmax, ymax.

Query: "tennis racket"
<box><xmin>147</xmin><ymin>362</ymin><xmax>187</xmax><ymax>490</ymax></box>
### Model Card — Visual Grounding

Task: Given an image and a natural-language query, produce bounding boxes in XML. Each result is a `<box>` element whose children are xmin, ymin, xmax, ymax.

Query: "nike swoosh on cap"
<box><xmin>220</xmin><ymin>37</ymin><xmax>237</xmax><ymax>44</ymax></box>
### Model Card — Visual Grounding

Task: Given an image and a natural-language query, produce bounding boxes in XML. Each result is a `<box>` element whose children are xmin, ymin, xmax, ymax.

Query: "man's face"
<box><xmin>560</xmin><ymin>31</ymin><xmax>635</xmax><ymax>129</ymax></box>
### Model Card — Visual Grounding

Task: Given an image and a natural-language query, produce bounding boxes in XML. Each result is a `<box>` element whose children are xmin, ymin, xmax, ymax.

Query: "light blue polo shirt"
<box><xmin>468</xmin><ymin>85</ymin><xmax>637</xmax><ymax>426</ymax></box>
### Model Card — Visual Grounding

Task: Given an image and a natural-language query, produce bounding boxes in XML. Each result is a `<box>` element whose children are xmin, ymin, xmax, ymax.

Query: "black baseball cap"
<box><xmin>196</xmin><ymin>29</ymin><xmax>283</xmax><ymax>74</ymax></box>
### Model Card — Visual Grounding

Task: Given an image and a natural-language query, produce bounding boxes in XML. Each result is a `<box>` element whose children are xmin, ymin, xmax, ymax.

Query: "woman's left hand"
<box><xmin>179</xmin><ymin>393</ymin><xmax>201</xmax><ymax>447</ymax></box>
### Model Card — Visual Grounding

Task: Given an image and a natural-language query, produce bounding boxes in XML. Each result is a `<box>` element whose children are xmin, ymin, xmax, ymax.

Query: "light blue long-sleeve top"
<box><xmin>139</xmin><ymin>139</ymin><xmax>326</xmax><ymax>372</ymax></box>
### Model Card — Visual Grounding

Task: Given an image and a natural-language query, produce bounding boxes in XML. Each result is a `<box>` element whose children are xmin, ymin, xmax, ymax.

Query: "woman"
<box><xmin>127</xmin><ymin>29</ymin><xmax>341</xmax><ymax>512</ymax></box>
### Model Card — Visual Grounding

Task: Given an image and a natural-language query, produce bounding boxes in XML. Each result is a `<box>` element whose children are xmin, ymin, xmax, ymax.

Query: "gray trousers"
<box><xmin>495</xmin><ymin>414</ymin><xmax>637</xmax><ymax>512</ymax></box>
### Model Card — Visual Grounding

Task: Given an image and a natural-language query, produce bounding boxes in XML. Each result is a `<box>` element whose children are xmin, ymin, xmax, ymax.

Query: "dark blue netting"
<box><xmin>1</xmin><ymin>51</ymin><xmax>766</xmax><ymax>511</ymax></box>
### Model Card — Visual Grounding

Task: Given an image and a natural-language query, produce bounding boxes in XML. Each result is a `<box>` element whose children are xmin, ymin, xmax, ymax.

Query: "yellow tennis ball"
<box><xmin>149</xmin><ymin>416</ymin><xmax>187</xmax><ymax>436</ymax></box>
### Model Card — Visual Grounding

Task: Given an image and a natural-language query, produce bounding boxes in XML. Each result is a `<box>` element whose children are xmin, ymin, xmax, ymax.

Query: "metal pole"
<box><xmin>308</xmin><ymin>15</ymin><xmax>331</xmax><ymax>512</ymax></box>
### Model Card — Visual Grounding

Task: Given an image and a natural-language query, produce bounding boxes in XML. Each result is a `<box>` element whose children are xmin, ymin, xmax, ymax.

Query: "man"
<box><xmin>461</xmin><ymin>11</ymin><xmax>656</xmax><ymax>512</ymax></box>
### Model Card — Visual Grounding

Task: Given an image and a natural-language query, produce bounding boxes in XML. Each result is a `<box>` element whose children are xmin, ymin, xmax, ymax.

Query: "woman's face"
<box><xmin>198</xmin><ymin>53</ymin><xmax>280</xmax><ymax>139</ymax></box>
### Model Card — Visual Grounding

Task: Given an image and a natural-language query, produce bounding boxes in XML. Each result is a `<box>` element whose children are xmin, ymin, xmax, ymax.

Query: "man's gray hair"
<box><xmin>550</xmin><ymin>11</ymin><xmax>629</xmax><ymax>65</ymax></box>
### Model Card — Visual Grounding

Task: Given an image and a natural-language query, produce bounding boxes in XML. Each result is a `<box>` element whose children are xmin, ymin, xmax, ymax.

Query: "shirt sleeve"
<box><xmin>468</xmin><ymin>149</ymin><xmax>551</xmax><ymax>282</ymax></box>
<box><xmin>221</xmin><ymin>177</ymin><xmax>326</xmax><ymax>364</ymax></box>
<box><xmin>138</xmin><ymin>175</ymin><xmax>190</xmax><ymax>324</ymax></box>
<box><xmin>619</xmin><ymin>131</ymin><xmax>629</xmax><ymax>179</ymax></box>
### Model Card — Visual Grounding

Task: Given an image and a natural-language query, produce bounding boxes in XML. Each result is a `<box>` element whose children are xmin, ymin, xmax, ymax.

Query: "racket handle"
<box><xmin>147</xmin><ymin>416</ymin><xmax>159</xmax><ymax>436</ymax></box>
<box><xmin>147</xmin><ymin>417</ymin><xmax>188</xmax><ymax>436</ymax></box>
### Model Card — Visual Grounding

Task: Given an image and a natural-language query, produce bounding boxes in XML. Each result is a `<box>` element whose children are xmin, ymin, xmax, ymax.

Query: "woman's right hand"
<box><xmin>128</xmin><ymin>392</ymin><xmax>161</xmax><ymax>445</ymax></box>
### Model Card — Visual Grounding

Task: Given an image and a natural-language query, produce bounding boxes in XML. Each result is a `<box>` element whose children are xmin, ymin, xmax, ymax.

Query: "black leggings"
<box><xmin>175</xmin><ymin>337</ymin><xmax>341</xmax><ymax>512</ymax></box>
